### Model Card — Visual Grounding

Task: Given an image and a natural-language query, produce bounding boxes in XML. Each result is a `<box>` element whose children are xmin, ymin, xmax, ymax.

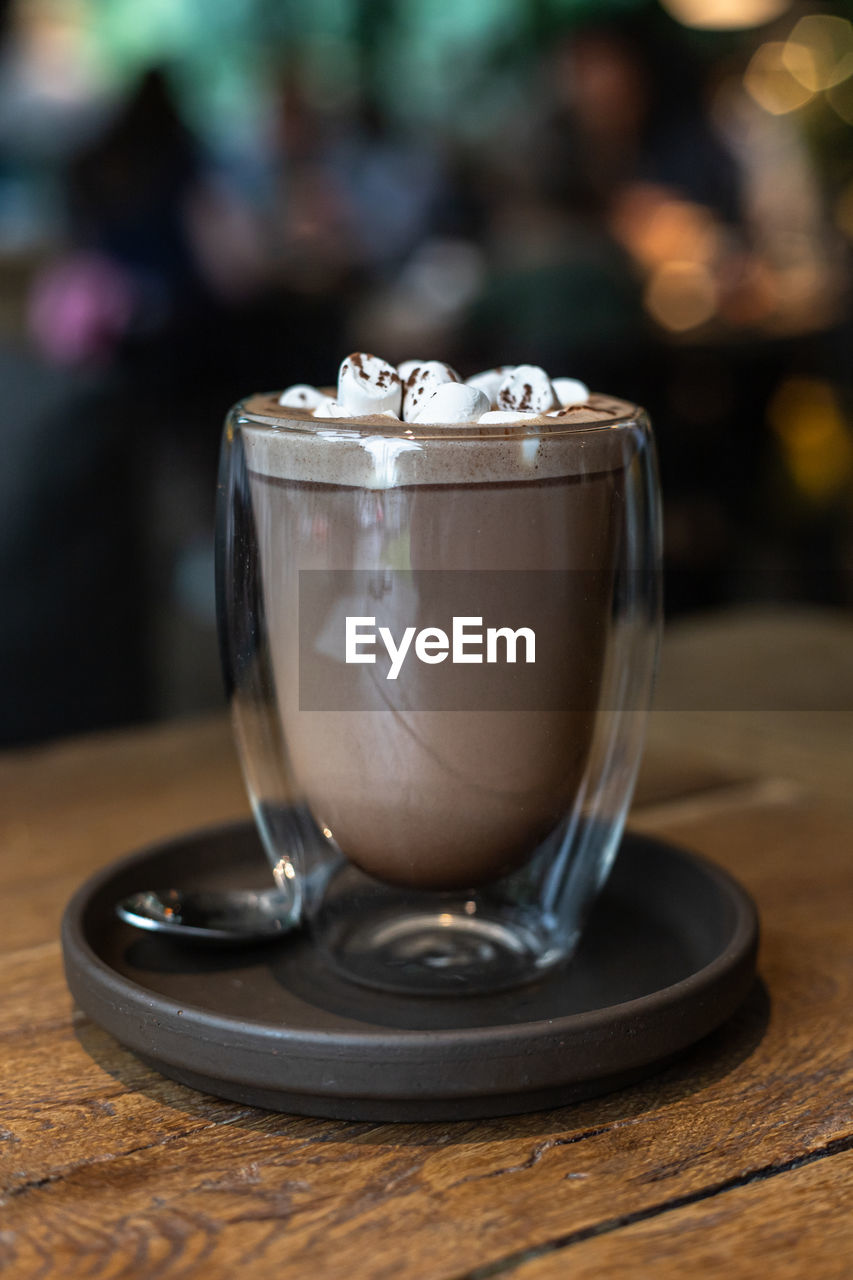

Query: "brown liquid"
<box><xmin>245</xmin><ymin>404</ymin><xmax>631</xmax><ymax>891</ymax></box>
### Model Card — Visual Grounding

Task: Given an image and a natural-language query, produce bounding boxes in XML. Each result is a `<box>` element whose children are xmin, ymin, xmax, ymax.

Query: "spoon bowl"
<box><xmin>116</xmin><ymin>886</ymin><xmax>299</xmax><ymax>945</ymax></box>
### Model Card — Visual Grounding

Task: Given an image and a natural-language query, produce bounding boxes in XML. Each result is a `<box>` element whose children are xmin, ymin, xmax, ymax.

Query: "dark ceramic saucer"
<box><xmin>61</xmin><ymin>821</ymin><xmax>758</xmax><ymax>1121</ymax></box>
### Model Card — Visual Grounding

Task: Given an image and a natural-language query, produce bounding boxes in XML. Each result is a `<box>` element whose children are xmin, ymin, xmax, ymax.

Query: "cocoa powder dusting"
<box><xmin>347</xmin><ymin>352</ymin><xmax>399</xmax><ymax>386</ymax></box>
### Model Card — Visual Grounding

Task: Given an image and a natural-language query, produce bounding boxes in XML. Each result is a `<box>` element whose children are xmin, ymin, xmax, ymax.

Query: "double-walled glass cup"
<box><xmin>217</xmin><ymin>393</ymin><xmax>661</xmax><ymax>995</ymax></box>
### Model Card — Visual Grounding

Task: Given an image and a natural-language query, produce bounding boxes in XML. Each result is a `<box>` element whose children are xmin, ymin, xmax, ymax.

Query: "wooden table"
<box><xmin>1</xmin><ymin>608</ymin><xmax>852</xmax><ymax>1278</ymax></box>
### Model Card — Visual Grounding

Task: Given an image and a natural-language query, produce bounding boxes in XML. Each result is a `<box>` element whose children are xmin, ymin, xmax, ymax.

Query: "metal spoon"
<box><xmin>116</xmin><ymin>886</ymin><xmax>300</xmax><ymax>945</ymax></box>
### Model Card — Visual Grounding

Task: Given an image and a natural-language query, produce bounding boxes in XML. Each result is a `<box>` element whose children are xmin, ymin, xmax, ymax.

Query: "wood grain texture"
<box><xmin>1</xmin><ymin>779</ymin><xmax>852</xmax><ymax>1278</ymax></box>
<box><xmin>0</xmin><ymin>716</ymin><xmax>247</xmax><ymax>957</ymax></box>
<box><xmin>488</xmin><ymin>1147</ymin><xmax>853</xmax><ymax>1280</ymax></box>
<box><xmin>1</xmin><ymin>611</ymin><xmax>851</xmax><ymax>1280</ymax></box>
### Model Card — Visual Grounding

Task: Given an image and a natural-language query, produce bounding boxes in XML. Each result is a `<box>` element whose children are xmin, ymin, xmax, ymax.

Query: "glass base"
<box><xmin>317</xmin><ymin>897</ymin><xmax>575</xmax><ymax>996</ymax></box>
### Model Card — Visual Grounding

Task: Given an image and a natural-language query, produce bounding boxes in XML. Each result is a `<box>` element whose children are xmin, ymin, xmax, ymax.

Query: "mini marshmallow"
<box><xmin>279</xmin><ymin>383</ymin><xmax>327</xmax><ymax>409</ymax></box>
<box><xmin>551</xmin><ymin>377</ymin><xmax>590</xmax><ymax>406</ymax></box>
<box><xmin>497</xmin><ymin>365</ymin><xmax>558</xmax><ymax>414</ymax></box>
<box><xmin>398</xmin><ymin>358</ymin><xmax>427</xmax><ymax>383</ymax></box>
<box><xmin>478</xmin><ymin>410</ymin><xmax>538</xmax><ymax>423</ymax></box>
<box><xmin>338</xmin><ymin>352</ymin><xmax>402</xmax><ymax>417</ymax></box>
<box><xmin>402</xmin><ymin>361</ymin><xmax>460</xmax><ymax>422</ymax></box>
<box><xmin>313</xmin><ymin>398</ymin><xmax>352</xmax><ymax>418</ymax></box>
<box><xmin>466</xmin><ymin>367</ymin><xmax>513</xmax><ymax>408</ymax></box>
<box><xmin>412</xmin><ymin>382</ymin><xmax>490</xmax><ymax>425</ymax></box>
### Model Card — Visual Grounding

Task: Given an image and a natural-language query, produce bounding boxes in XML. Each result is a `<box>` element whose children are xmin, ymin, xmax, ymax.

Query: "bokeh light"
<box><xmin>611</xmin><ymin>190</ymin><xmax>719</xmax><ymax>269</ymax></box>
<box><xmin>644</xmin><ymin>261</ymin><xmax>718</xmax><ymax>332</ymax></box>
<box><xmin>782</xmin><ymin>15</ymin><xmax>853</xmax><ymax>93</ymax></box>
<box><xmin>660</xmin><ymin>0</ymin><xmax>791</xmax><ymax>33</ymax></box>
<box><xmin>768</xmin><ymin>379</ymin><xmax>853</xmax><ymax>504</ymax></box>
<box><xmin>744</xmin><ymin>41</ymin><xmax>815</xmax><ymax>115</ymax></box>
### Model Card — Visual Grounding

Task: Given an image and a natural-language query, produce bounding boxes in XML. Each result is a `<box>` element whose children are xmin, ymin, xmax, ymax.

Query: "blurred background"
<box><xmin>0</xmin><ymin>0</ymin><xmax>851</xmax><ymax>747</ymax></box>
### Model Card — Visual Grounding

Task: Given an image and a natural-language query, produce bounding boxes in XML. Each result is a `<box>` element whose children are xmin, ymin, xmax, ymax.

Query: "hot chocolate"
<box><xmin>239</xmin><ymin>368</ymin><xmax>636</xmax><ymax>893</ymax></box>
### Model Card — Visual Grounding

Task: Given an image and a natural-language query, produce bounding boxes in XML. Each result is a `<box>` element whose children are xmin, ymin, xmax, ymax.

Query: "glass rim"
<box><xmin>233</xmin><ymin>392</ymin><xmax>647</xmax><ymax>443</ymax></box>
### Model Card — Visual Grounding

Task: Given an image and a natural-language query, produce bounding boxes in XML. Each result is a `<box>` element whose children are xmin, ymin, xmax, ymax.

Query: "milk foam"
<box><xmin>238</xmin><ymin>392</ymin><xmax>639</xmax><ymax>489</ymax></box>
